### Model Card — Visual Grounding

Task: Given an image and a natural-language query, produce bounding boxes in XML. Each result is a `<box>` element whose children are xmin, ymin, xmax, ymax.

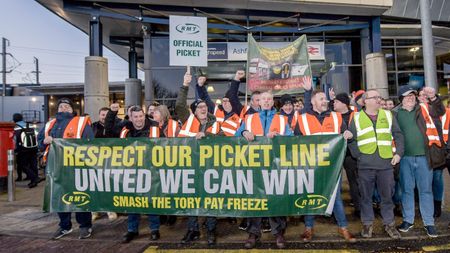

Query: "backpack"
<box><xmin>15</xmin><ymin>124</ymin><xmax>38</xmax><ymax>149</ymax></box>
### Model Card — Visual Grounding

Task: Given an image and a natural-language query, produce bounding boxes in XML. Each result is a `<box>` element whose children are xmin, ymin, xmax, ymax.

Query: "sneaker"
<box><xmin>301</xmin><ymin>227</ymin><xmax>314</xmax><ymax>242</ymax></box>
<box><xmin>338</xmin><ymin>227</ymin><xmax>356</xmax><ymax>242</ymax></box>
<box><xmin>424</xmin><ymin>225</ymin><xmax>438</xmax><ymax>238</ymax></box>
<box><xmin>181</xmin><ymin>230</ymin><xmax>200</xmax><ymax>244</ymax></box>
<box><xmin>238</xmin><ymin>218</ymin><xmax>248</xmax><ymax>231</ymax></box>
<box><xmin>385</xmin><ymin>224</ymin><xmax>401</xmax><ymax>239</ymax></box>
<box><xmin>398</xmin><ymin>221</ymin><xmax>414</xmax><ymax>233</ymax></box>
<box><xmin>52</xmin><ymin>228</ymin><xmax>73</xmax><ymax>240</ymax></box>
<box><xmin>107</xmin><ymin>212</ymin><xmax>118</xmax><ymax>221</ymax></box>
<box><xmin>150</xmin><ymin>230</ymin><xmax>160</xmax><ymax>241</ymax></box>
<box><xmin>91</xmin><ymin>212</ymin><xmax>100</xmax><ymax>222</ymax></box>
<box><xmin>275</xmin><ymin>233</ymin><xmax>286</xmax><ymax>249</ymax></box>
<box><xmin>207</xmin><ymin>230</ymin><xmax>216</xmax><ymax>246</ymax></box>
<box><xmin>244</xmin><ymin>234</ymin><xmax>259</xmax><ymax>249</ymax></box>
<box><xmin>361</xmin><ymin>224</ymin><xmax>373</xmax><ymax>238</ymax></box>
<box><xmin>122</xmin><ymin>231</ymin><xmax>139</xmax><ymax>243</ymax></box>
<box><xmin>261</xmin><ymin>218</ymin><xmax>271</xmax><ymax>233</ymax></box>
<box><xmin>79</xmin><ymin>227</ymin><xmax>92</xmax><ymax>239</ymax></box>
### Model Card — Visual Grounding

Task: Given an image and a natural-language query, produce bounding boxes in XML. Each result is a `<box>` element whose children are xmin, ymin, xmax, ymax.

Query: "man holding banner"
<box><xmin>176</xmin><ymin>68</ymin><xmax>223</xmax><ymax>246</ymax></box>
<box><xmin>292</xmin><ymin>89</ymin><xmax>356</xmax><ymax>243</ymax></box>
<box><xmin>120</xmin><ymin>106</ymin><xmax>162</xmax><ymax>243</ymax></box>
<box><xmin>236</xmin><ymin>90</ymin><xmax>292</xmax><ymax>249</ymax></box>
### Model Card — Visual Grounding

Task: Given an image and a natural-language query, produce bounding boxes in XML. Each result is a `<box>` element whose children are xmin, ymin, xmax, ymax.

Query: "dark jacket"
<box><xmin>393</xmin><ymin>97</ymin><xmax>446</xmax><ymax>169</ymax></box>
<box><xmin>37</xmin><ymin>112</ymin><xmax>94</xmax><ymax>151</ymax></box>
<box><xmin>196</xmin><ymin>83</ymin><xmax>237</xmax><ymax>121</ymax></box>
<box><xmin>92</xmin><ymin>121</ymin><xmax>107</xmax><ymax>138</ymax></box>
<box><xmin>104</xmin><ymin>110</ymin><xmax>127</xmax><ymax>138</ymax></box>
<box><xmin>175</xmin><ymin>85</ymin><xmax>223</xmax><ymax>136</ymax></box>
<box><xmin>122</xmin><ymin>118</ymin><xmax>159</xmax><ymax>138</ymax></box>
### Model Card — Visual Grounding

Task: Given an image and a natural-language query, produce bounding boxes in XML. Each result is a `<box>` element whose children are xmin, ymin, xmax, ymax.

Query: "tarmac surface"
<box><xmin>0</xmin><ymin>169</ymin><xmax>449</xmax><ymax>253</ymax></box>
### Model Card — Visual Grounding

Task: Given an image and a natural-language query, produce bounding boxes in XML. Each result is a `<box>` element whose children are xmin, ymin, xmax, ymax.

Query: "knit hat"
<box><xmin>335</xmin><ymin>93</ymin><xmax>350</xmax><ymax>106</ymax></box>
<box><xmin>354</xmin><ymin>90</ymin><xmax>365</xmax><ymax>103</ymax></box>
<box><xmin>57</xmin><ymin>97</ymin><xmax>74</xmax><ymax>109</ymax></box>
<box><xmin>190</xmin><ymin>99</ymin><xmax>207</xmax><ymax>113</ymax></box>
<box><xmin>280</xmin><ymin>94</ymin><xmax>294</xmax><ymax>106</ymax></box>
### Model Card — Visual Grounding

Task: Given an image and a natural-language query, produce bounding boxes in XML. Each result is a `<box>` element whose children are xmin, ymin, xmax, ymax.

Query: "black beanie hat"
<box><xmin>335</xmin><ymin>93</ymin><xmax>350</xmax><ymax>106</ymax></box>
<box><xmin>190</xmin><ymin>100</ymin><xmax>207</xmax><ymax>113</ymax></box>
<box><xmin>57</xmin><ymin>97</ymin><xmax>74</xmax><ymax>109</ymax></box>
<box><xmin>280</xmin><ymin>94</ymin><xmax>294</xmax><ymax>106</ymax></box>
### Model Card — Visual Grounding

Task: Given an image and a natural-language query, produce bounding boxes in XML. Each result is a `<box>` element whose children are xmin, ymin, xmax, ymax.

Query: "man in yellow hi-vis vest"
<box><xmin>348</xmin><ymin>89</ymin><xmax>404</xmax><ymax>239</ymax></box>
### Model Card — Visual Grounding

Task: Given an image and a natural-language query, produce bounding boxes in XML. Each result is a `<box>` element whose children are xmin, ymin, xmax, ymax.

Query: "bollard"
<box><xmin>7</xmin><ymin>149</ymin><xmax>15</xmax><ymax>202</ymax></box>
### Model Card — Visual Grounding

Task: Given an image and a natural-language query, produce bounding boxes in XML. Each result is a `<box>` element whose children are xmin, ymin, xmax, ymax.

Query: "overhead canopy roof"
<box><xmin>36</xmin><ymin>0</ymin><xmax>394</xmax><ymax>63</ymax></box>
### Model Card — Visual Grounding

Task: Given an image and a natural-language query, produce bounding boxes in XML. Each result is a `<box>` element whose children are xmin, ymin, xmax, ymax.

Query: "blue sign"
<box><xmin>208</xmin><ymin>43</ymin><xmax>227</xmax><ymax>60</ymax></box>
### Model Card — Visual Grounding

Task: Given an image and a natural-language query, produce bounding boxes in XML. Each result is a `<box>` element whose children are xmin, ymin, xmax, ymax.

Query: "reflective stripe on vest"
<box><xmin>221</xmin><ymin>113</ymin><xmax>241</xmax><ymax>137</ymax></box>
<box><xmin>178</xmin><ymin>114</ymin><xmax>219</xmax><ymax>137</ymax></box>
<box><xmin>167</xmin><ymin>119</ymin><xmax>179</xmax><ymax>138</ymax></box>
<box><xmin>214</xmin><ymin>106</ymin><xmax>225</xmax><ymax>123</ymax></box>
<box><xmin>245</xmin><ymin>113</ymin><xmax>287</xmax><ymax>136</ymax></box>
<box><xmin>441</xmin><ymin>108</ymin><xmax>450</xmax><ymax>143</ymax></box>
<box><xmin>120</xmin><ymin>126</ymin><xmax>159</xmax><ymax>138</ymax></box>
<box><xmin>419</xmin><ymin>103</ymin><xmax>442</xmax><ymax>147</ymax></box>
<box><xmin>298</xmin><ymin>111</ymin><xmax>341</xmax><ymax>135</ymax></box>
<box><xmin>240</xmin><ymin>105</ymin><xmax>250</xmax><ymax>120</ymax></box>
<box><xmin>354</xmin><ymin>109</ymin><xmax>393</xmax><ymax>159</ymax></box>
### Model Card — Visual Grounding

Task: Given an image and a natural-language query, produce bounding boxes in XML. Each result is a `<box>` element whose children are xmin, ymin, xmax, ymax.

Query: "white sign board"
<box><xmin>169</xmin><ymin>15</ymin><xmax>208</xmax><ymax>67</ymax></box>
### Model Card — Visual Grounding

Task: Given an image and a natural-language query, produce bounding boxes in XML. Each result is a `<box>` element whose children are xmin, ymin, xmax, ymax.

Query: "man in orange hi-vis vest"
<box><xmin>195</xmin><ymin>72</ymin><xmax>242</xmax><ymax>137</ymax></box>
<box><xmin>175</xmin><ymin>68</ymin><xmax>224</xmax><ymax>246</ymax></box>
<box><xmin>37</xmin><ymin>98</ymin><xmax>94</xmax><ymax>240</ymax></box>
<box><xmin>235</xmin><ymin>91</ymin><xmax>292</xmax><ymax>249</ymax></box>
<box><xmin>292</xmin><ymin>89</ymin><xmax>357</xmax><ymax>243</ymax></box>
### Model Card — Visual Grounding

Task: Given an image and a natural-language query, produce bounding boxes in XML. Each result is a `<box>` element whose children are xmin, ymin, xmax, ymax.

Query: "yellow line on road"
<box><xmin>423</xmin><ymin>243</ymin><xmax>450</xmax><ymax>252</ymax></box>
<box><xmin>143</xmin><ymin>247</ymin><xmax>359</xmax><ymax>253</ymax></box>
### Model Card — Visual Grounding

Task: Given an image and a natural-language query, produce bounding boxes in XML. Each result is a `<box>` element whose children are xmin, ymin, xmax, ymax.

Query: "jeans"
<box><xmin>343</xmin><ymin>155</ymin><xmax>360</xmax><ymax>211</ymax></box>
<box><xmin>432</xmin><ymin>169</ymin><xmax>444</xmax><ymax>201</ymax></box>
<box><xmin>58</xmin><ymin>212</ymin><xmax>92</xmax><ymax>230</ymax></box>
<box><xmin>247</xmin><ymin>217</ymin><xmax>286</xmax><ymax>237</ymax></box>
<box><xmin>399</xmin><ymin>156</ymin><xmax>434</xmax><ymax>226</ymax></box>
<box><xmin>187</xmin><ymin>216</ymin><xmax>217</xmax><ymax>232</ymax></box>
<box><xmin>127</xmin><ymin>214</ymin><xmax>160</xmax><ymax>232</ymax></box>
<box><xmin>304</xmin><ymin>179</ymin><xmax>348</xmax><ymax>228</ymax></box>
<box><xmin>393</xmin><ymin>180</ymin><xmax>402</xmax><ymax>204</ymax></box>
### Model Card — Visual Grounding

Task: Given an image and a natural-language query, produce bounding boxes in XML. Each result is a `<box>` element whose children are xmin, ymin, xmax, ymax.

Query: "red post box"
<box><xmin>0</xmin><ymin>122</ymin><xmax>15</xmax><ymax>192</ymax></box>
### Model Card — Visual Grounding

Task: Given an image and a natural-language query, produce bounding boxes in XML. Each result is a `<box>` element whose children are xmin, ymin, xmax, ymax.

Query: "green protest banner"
<box><xmin>247</xmin><ymin>34</ymin><xmax>312</xmax><ymax>95</ymax></box>
<box><xmin>43</xmin><ymin>135</ymin><xmax>345</xmax><ymax>217</ymax></box>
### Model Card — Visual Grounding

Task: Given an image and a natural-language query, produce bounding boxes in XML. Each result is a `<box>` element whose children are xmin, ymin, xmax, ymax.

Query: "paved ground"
<box><xmin>0</xmin><ymin>169</ymin><xmax>449</xmax><ymax>253</ymax></box>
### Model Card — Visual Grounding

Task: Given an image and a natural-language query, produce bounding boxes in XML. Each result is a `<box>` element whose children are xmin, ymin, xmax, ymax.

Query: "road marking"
<box><xmin>423</xmin><ymin>243</ymin><xmax>450</xmax><ymax>252</ymax></box>
<box><xmin>143</xmin><ymin>247</ymin><xmax>359</xmax><ymax>253</ymax></box>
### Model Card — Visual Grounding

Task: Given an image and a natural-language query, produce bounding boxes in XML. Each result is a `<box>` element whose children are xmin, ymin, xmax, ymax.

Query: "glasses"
<box><xmin>365</xmin><ymin>96</ymin><xmax>382</xmax><ymax>100</ymax></box>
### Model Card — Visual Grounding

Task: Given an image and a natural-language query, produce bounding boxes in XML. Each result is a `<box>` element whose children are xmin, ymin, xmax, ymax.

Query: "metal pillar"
<box><xmin>85</xmin><ymin>56</ymin><xmax>109</xmax><ymax>122</ymax></box>
<box><xmin>128</xmin><ymin>39</ymin><xmax>138</xmax><ymax>79</ymax></box>
<box><xmin>143</xmin><ymin>33</ymin><xmax>154</xmax><ymax>107</ymax></box>
<box><xmin>420</xmin><ymin>0</ymin><xmax>438</xmax><ymax>90</ymax></box>
<box><xmin>366</xmin><ymin>53</ymin><xmax>389</xmax><ymax>98</ymax></box>
<box><xmin>7</xmin><ymin>150</ymin><xmax>15</xmax><ymax>202</ymax></box>
<box><xmin>370</xmin><ymin>17</ymin><xmax>381</xmax><ymax>53</ymax></box>
<box><xmin>2</xmin><ymin>38</ymin><xmax>7</xmax><ymax>96</ymax></box>
<box><xmin>125</xmin><ymin>78</ymin><xmax>142</xmax><ymax>108</ymax></box>
<box><xmin>89</xmin><ymin>16</ymin><xmax>103</xmax><ymax>56</ymax></box>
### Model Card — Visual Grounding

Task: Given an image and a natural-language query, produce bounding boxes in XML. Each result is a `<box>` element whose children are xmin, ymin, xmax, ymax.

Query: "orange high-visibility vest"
<box><xmin>178</xmin><ymin>114</ymin><xmax>220</xmax><ymax>137</ymax></box>
<box><xmin>244</xmin><ymin>113</ymin><xmax>288</xmax><ymax>136</ymax></box>
<box><xmin>221</xmin><ymin>113</ymin><xmax>241</xmax><ymax>136</ymax></box>
<box><xmin>441</xmin><ymin>108</ymin><xmax>450</xmax><ymax>143</ymax></box>
<box><xmin>213</xmin><ymin>106</ymin><xmax>225</xmax><ymax>123</ymax></box>
<box><xmin>419</xmin><ymin>103</ymin><xmax>442</xmax><ymax>147</ymax></box>
<box><xmin>120</xmin><ymin>126</ymin><xmax>159</xmax><ymax>138</ymax></box>
<box><xmin>43</xmin><ymin>116</ymin><xmax>90</xmax><ymax>162</ymax></box>
<box><xmin>291</xmin><ymin>111</ymin><xmax>300</xmax><ymax>130</ymax></box>
<box><xmin>297</xmin><ymin>111</ymin><xmax>342</xmax><ymax>135</ymax></box>
<box><xmin>239</xmin><ymin>105</ymin><xmax>250</xmax><ymax>120</ymax></box>
<box><xmin>349</xmin><ymin>105</ymin><xmax>358</xmax><ymax>113</ymax></box>
<box><xmin>165</xmin><ymin>119</ymin><xmax>180</xmax><ymax>138</ymax></box>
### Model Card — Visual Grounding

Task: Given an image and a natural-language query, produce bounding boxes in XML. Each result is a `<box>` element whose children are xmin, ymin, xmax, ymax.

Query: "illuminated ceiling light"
<box><xmin>216</xmin><ymin>99</ymin><xmax>222</xmax><ymax>105</ymax></box>
<box><xmin>409</xmin><ymin>47</ymin><xmax>420</xmax><ymax>52</ymax></box>
<box><xmin>49</xmin><ymin>102</ymin><xmax>54</xmax><ymax>106</ymax></box>
<box><xmin>31</xmin><ymin>97</ymin><xmax>37</xmax><ymax>102</ymax></box>
<box><xmin>207</xmin><ymin>86</ymin><xmax>215</xmax><ymax>93</ymax></box>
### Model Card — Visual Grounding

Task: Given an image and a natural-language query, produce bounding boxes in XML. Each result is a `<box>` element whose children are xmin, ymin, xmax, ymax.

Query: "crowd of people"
<box><xmin>29</xmin><ymin>69</ymin><xmax>450</xmax><ymax>248</ymax></box>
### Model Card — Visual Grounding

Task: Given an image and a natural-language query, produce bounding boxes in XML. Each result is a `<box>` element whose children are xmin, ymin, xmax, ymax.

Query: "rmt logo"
<box><xmin>176</xmin><ymin>23</ymin><xmax>200</xmax><ymax>34</ymax></box>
